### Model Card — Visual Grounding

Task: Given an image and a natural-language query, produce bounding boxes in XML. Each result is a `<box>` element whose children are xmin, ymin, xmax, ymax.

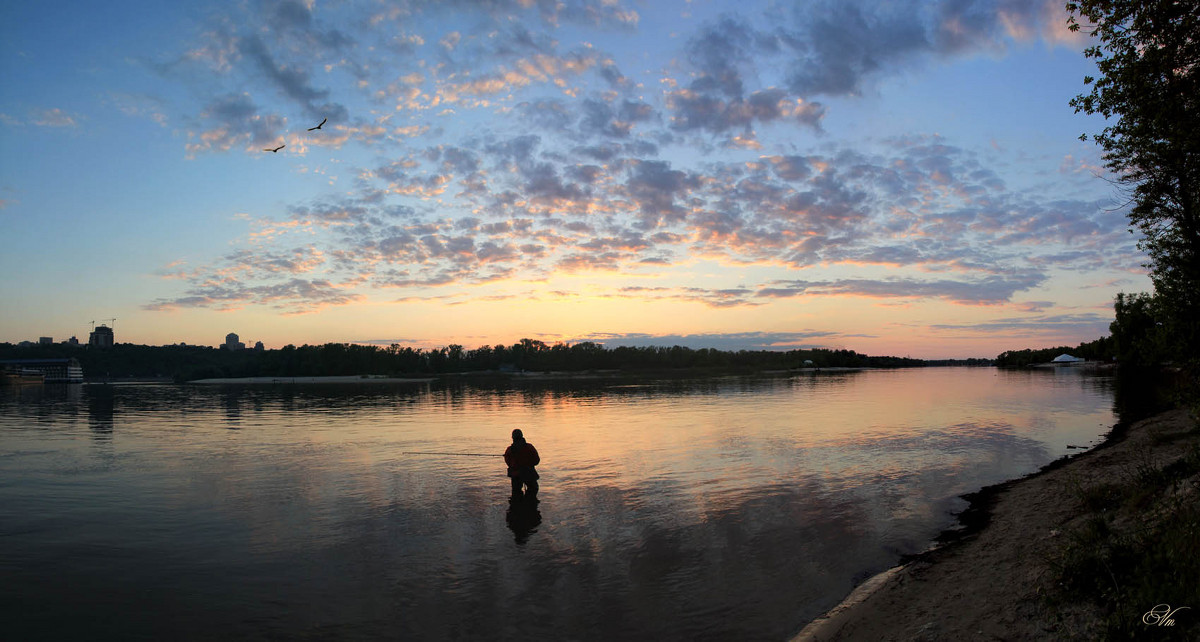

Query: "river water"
<box><xmin>1</xmin><ymin>367</ymin><xmax>1120</xmax><ymax>640</ymax></box>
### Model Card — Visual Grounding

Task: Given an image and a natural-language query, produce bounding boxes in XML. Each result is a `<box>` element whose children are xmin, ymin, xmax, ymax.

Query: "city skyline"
<box><xmin>1</xmin><ymin>1</ymin><xmax>1150</xmax><ymax>359</ymax></box>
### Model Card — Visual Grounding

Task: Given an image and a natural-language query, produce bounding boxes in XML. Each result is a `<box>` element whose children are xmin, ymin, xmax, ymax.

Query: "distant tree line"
<box><xmin>994</xmin><ymin>289</ymin><xmax>1190</xmax><ymax>369</ymax></box>
<box><xmin>0</xmin><ymin>339</ymin><xmax>949</xmax><ymax>382</ymax></box>
<box><xmin>994</xmin><ymin>336</ymin><xmax>1115</xmax><ymax>368</ymax></box>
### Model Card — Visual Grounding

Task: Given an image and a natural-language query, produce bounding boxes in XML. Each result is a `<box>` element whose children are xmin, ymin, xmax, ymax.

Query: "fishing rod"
<box><xmin>403</xmin><ymin>451</ymin><xmax>503</xmax><ymax>457</ymax></box>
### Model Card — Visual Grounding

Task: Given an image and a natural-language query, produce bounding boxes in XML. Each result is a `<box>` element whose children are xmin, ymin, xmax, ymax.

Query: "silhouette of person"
<box><xmin>503</xmin><ymin>428</ymin><xmax>540</xmax><ymax>500</ymax></box>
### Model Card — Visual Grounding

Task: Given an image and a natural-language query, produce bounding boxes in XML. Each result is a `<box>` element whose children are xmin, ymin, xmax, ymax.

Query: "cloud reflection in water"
<box><xmin>0</xmin><ymin>368</ymin><xmax>1116</xmax><ymax>639</ymax></box>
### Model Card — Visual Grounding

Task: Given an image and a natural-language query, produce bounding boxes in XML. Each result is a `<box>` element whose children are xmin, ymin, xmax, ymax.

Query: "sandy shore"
<box><xmin>794</xmin><ymin>406</ymin><xmax>1198</xmax><ymax>641</ymax></box>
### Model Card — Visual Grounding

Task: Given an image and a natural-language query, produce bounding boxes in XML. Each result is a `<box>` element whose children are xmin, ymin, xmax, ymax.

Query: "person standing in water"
<box><xmin>504</xmin><ymin>428</ymin><xmax>540</xmax><ymax>500</ymax></box>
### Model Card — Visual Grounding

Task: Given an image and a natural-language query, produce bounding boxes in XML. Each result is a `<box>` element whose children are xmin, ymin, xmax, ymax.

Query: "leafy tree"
<box><xmin>993</xmin><ymin>333</ymin><xmax>1115</xmax><ymax>368</ymax></box>
<box><xmin>1067</xmin><ymin>0</ymin><xmax>1200</xmax><ymax>366</ymax></box>
<box><xmin>1110</xmin><ymin>291</ymin><xmax>1169</xmax><ymax>366</ymax></box>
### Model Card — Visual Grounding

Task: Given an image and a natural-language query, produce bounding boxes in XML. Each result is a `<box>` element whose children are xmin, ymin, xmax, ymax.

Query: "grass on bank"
<box><xmin>1048</xmin><ymin>419</ymin><xmax>1200</xmax><ymax>640</ymax></box>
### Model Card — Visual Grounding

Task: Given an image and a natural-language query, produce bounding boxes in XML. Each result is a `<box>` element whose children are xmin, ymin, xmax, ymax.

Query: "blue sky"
<box><xmin>0</xmin><ymin>0</ymin><xmax>1148</xmax><ymax>358</ymax></box>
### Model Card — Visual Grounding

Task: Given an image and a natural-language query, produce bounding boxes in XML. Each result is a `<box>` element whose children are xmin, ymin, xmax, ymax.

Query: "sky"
<box><xmin>0</xmin><ymin>0</ymin><xmax>1150</xmax><ymax>359</ymax></box>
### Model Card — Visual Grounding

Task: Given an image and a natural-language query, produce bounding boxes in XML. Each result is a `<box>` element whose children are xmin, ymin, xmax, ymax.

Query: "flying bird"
<box><xmin>264</xmin><ymin>144</ymin><xmax>285</xmax><ymax>153</ymax></box>
<box><xmin>308</xmin><ymin>117</ymin><xmax>327</xmax><ymax>131</ymax></box>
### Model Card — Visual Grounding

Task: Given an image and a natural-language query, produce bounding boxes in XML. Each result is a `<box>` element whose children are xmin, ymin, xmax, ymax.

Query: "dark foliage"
<box><xmin>0</xmin><ymin>340</ymin><xmax>942</xmax><ymax>382</ymax></box>
<box><xmin>993</xmin><ymin>335</ymin><xmax>1115</xmax><ymax>368</ymax></box>
<box><xmin>1109</xmin><ymin>291</ymin><xmax>1173</xmax><ymax>366</ymax></box>
<box><xmin>1068</xmin><ymin>0</ymin><xmax>1200</xmax><ymax>371</ymax></box>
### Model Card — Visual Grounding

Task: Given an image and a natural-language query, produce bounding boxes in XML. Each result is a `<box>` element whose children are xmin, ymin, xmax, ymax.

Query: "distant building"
<box><xmin>254</xmin><ymin>341</ymin><xmax>264</xmax><ymax>351</ymax></box>
<box><xmin>223</xmin><ymin>333</ymin><xmax>246</xmax><ymax>351</ymax></box>
<box><xmin>65</xmin><ymin>336</ymin><xmax>80</xmax><ymax>347</ymax></box>
<box><xmin>89</xmin><ymin>325</ymin><xmax>114</xmax><ymax>348</ymax></box>
<box><xmin>39</xmin><ymin>337</ymin><xmax>53</xmax><ymax>345</ymax></box>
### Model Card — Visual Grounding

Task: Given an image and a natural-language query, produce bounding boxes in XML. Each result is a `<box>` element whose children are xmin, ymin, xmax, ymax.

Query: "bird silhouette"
<box><xmin>264</xmin><ymin>144</ymin><xmax>285</xmax><ymax>153</ymax></box>
<box><xmin>308</xmin><ymin>117</ymin><xmax>327</xmax><ymax>131</ymax></box>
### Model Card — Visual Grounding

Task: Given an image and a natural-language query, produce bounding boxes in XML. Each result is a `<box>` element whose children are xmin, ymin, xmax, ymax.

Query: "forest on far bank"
<box><xmin>993</xmin><ymin>335</ymin><xmax>1114</xmax><ymax>368</ymax></box>
<box><xmin>9</xmin><ymin>289</ymin><xmax>1177</xmax><ymax>380</ymax></box>
<box><xmin>13</xmin><ymin>292</ymin><xmax>1177</xmax><ymax>380</ymax></box>
<box><xmin>995</xmin><ymin>288</ymin><xmax>1193</xmax><ymax>369</ymax></box>
<box><xmin>0</xmin><ymin>339</ymin><xmax>995</xmax><ymax>382</ymax></box>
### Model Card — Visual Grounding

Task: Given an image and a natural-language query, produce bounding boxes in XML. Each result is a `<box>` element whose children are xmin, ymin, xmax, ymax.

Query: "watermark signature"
<box><xmin>1143</xmin><ymin>604</ymin><xmax>1190</xmax><ymax>627</ymax></box>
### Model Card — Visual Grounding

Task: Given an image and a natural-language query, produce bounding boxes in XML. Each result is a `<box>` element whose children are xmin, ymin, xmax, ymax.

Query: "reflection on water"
<box><xmin>0</xmin><ymin>368</ymin><xmax>1120</xmax><ymax>640</ymax></box>
<box><xmin>506</xmin><ymin>497</ymin><xmax>542</xmax><ymax>545</ymax></box>
<box><xmin>87</xmin><ymin>385</ymin><xmax>114</xmax><ymax>438</ymax></box>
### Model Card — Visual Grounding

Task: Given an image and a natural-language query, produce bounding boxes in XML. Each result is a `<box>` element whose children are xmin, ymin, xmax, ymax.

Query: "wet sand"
<box><xmin>794</xmin><ymin>406</ymin><xmax>1198</xmax><ymax>641</ymax></box>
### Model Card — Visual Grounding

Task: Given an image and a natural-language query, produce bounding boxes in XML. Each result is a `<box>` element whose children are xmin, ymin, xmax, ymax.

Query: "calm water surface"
<box><xmin>1</xmin><ymin>368</ymin><xmax>1119</xmax><ymax>640</ymax></box>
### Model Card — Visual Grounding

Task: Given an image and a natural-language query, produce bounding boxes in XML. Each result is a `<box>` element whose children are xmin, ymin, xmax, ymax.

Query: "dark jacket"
<box><xmin>504</xmin><ymin>440</ymin><xmax>540</xmax><ymax>481</ymax></box>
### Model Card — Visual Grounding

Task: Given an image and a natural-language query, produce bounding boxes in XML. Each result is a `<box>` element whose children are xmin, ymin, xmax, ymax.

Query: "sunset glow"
<box><xmin>0</xmin><ymin>0</ymin><xmax>1148</xmax><ymax>358</ymax></box>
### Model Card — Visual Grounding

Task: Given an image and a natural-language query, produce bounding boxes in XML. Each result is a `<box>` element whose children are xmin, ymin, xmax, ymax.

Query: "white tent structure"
<box><xmin>1051</xmin><ymin>353</ymin><xmax>1086</xmax><ymax>364</ymax></box>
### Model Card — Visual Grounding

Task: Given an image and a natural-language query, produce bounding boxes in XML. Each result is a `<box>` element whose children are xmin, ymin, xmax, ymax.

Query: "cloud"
<box><xmin>1058</xmin><ymin>153</ymin><xmax>1105</xmax><ymax>176</ymax></box>
<box><xmin>220</xmin><ymin>246</ymin><xmax>326</xmax><ymax>277</ymax></box>
<box><xmin>164</xmin><ymin>0</ymin><xmax>1085</xmax><ymax>163</ymax></box>
<box><xmin>757</xmin><ymin>272</ymin><xmax>1046</xmax><ymax>306</ymax></box>
<box><xmin>237</xmin><ymin>34</ymin><xmax>348</xmax><ymax>120</ymax></box>
<box><xmin>780</xmin><ymin>0</ymin><xmax>1077</xmax><ymax>97</ymax></box>
<box><xmin>143</xmin><ymin>0</ymin><xmax>1134</xmax><ymax>319</ymax></box>
<box><xmin>927</xmin><ymin>312</ymin><xmax>1113</xmax><ymax>337</ymax></box>
<box><xmin>623</xmin><ymin>160</ymin><xmax>701</xmax><ymax>228</ymax></box>
<box><xmin>107</xmin><ymin>92</ymin><xmax>169</xmax><ymax>126</ymax></box>
<box><xmin>562</xmin><ymin>285</ymin><xmax>762</xmax><ymax>309</ymax></box>
<box><xmin>347</xmin><ymin>338</ymin><xmax>424</xmax><ymax>346</ymax></box>
<box><xmin>783</xmin><ymin>2</ymin><xmax>934</xmax><ymax>97</ymax></box>
<box><xmin>32</xmin><ymin>108</ymin><xmax>80</xmax><ymax>128</ymax></box>
<box><xmin>289</xmin><ymin>198</ymin><xmax>416</xmax><ymax>227</ymax></box>
<box><xmin>435</xmin><ymin>51</ymin><xmax>601</xmax><ymax>106</ymax></box>
<box><xmin>145</xmin><ymin>277</ymin><xmax>364</xmax><ymax>314</ymax></box>
<box><xmin>660</xmin><ymin>0</ymin><xmax>1081</xmax><ymax>141</ymax></box>
<box><xmin>442</xmin><ymin>0</ymin><xmax>640</xmax><ymax>30</ymax></box>
<box><xmin>186</xmin><ymin>93</ymin><xmax>288</xmax><ymax>155</ymax></box>
<box><xmin>579</xmin><ymin>330</ymin><xmax>844</xmax><ymax>351</ymax></box>
<box><xmin>579</xmin><ymin>97</ymin><xmax>656</xmax><ymax>138</ymax></box>
<box><xmin>1011</xmin><ymin>301</ymin><xmax>1054</xmax><ymax>312</ymax></box>
<box><xmin>165</xmin><ymin>4</ymin><xmax>358</xmax><ymax>156</ymax></box>
<box><xmin>666</xmin><ymin>87</ymin><xmax>826</xmax><ymax>134</ymax></box>
<box><xmin>160</xmin><ymin>126</ymin><xmax>1139</xmax><ymax>313</ymax></box>
<box><xmin>181</xmin><ymin>26</ymin><xmax>240</xmax><ymax>73</ymax></box>
<box><xmin>270</xmin><ymin>0</ymin><xmax>355</xmax><ymax>50</ymax></box>
<box><xmin>159</xmin><ymin>0</ymin><xmax>648</xmax><ymax>158</ymax></box>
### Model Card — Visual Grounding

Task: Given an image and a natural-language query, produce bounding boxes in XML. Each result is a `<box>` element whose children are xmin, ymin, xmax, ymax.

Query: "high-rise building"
<box><xmin>89</xmin><ymin>325</ymin><xmax>114</xmax><ymax>348</ymax></box>
<box><xmin>223</xmin><ymin>333</ymin><xmax>246</xmax><ymax>350</ymax></box>
<box><xmin>39</xmin><ymin>337</ymin><xmax>53</xmax><ymax>345</ymax></box>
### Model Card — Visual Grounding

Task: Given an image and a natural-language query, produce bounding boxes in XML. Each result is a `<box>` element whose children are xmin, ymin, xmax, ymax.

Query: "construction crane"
<box><xmin>90</xmin><ymin>318</ymin><xmax>117</xmax><ymax>330</ymax></box>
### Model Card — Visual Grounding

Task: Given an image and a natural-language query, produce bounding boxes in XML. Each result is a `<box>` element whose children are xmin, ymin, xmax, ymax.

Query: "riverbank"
<box><xmin>189</xmin><ymin>375</ymin><xmax>437</xmax><ymax>384</ymax></box>
<box><xmin>186</xmin><ymin>368</ymin><xmax>873</xmax><ymax>385</ymax></box>
<box><xmin>795</xmin><ymin>405</ymin><xmax>1199</xmax><ymax>640</ymax></box>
